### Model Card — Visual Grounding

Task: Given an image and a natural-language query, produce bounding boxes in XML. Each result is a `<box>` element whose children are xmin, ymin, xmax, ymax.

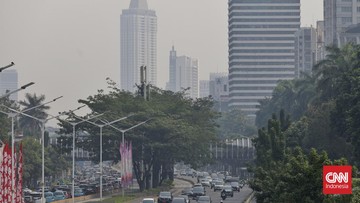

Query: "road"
<box><xmin>201</xmin><ymin>185</ymin><xmax>253</xmax><ymax>203</ymax></box>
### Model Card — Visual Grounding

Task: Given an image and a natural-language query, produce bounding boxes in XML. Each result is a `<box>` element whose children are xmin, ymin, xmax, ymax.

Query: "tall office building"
<box><xmin>294</xmin><ymin>27</ymin><xmax>316</xmax><ymax>78</ymax></box>
<box><xmin>324</xmin><ymin>0</ymin><xmax>360</xmax><ymax>47</ymax></box>
<box><xmin>199</xmin><ymin>80</ymin><xmax>210</xmax><ymax>98</ymax></box>
<box><xmin>166</xmin><ymin>46</ymin><xmax>199</xmax><ymax>99</ymax></box>
<box><xmin>316</xmin><ymin>21</ymin><xmax>325</xmax><ymax>62</ymax></box>
<box><xmin>228</xmin><ymin>0</ymin><xmax>300</xmax><ymax>117</ymax></box>
<box><xmin>120</xmin><ymin>0</ymin><xmax>157</xmax><ymax>92</ymax></box>
<box><xmin>0</xmin><ymin>69</ymin><xmax>18</xmax><ymax>101</ymax></box>
<box><xmin>209</xmin><ymin>73</ymin><xmax>229</xmax><ymax>112</ymax></box>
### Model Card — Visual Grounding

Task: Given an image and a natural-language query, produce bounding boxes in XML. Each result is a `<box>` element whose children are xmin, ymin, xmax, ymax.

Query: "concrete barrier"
<box><xmin>242</xmin><ymin>191</ymin><xmax>255</xmax><ymax>203</ymax></box>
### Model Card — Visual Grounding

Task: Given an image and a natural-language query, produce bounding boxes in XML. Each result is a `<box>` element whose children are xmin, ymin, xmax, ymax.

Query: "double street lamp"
<box><xmin>59</xmin><ymin>112</ymin><xmax>106</xmax><ymax>203</ymax></box>
<box><xmin>100</xmin><ymin>118</ymin><xmax>151</xmax><ymax>196</ymax></box>
<box><xmin>84</xmin><ymin>115</ymin><xmax>134</xmax><ymax>201</ymax></box>
<box><xmin>3</xmin><ymin>104</ymin><xmax>85</xmax><ymax>203</ymax></box>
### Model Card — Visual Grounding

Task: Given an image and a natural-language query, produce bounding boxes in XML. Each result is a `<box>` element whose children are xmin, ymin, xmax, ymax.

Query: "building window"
<box><xmin>342</xmin><ymin>17</ymin><xmax>352</xmax><ymax>23</ymax></box>
<box><xmin>342</xmin><ymin>7</ymin><xmax>352</xmax><ymax>12</ymax></box>
<box><xmin>357</xmin><ymin>7</ymin><xmax>360</xmax><ymax>12</ymax></box>
<box><xmin>224</xmin><ymin>85</ymin><xmax>227</xmax><ymax>92</ymax></box>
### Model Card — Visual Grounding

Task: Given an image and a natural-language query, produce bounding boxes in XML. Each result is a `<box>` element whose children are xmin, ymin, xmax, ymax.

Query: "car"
<box><xmin>213</xmin><ymin>183</ymin><xmax>224</xmax><ymax>192</ymax></box>
<box><xmin>142</xmin><ymin>198</ymin><xmax>156</xmax><ymax>203</ymax></box>
<box><xmin>178</xmin><ymin>195</ymin><xmax>190</xmax><ymax>203</ymax></box>
<box><xmin>230</xmin><ymin>182</ymin><xmax>240</xmax><ymax>192</ymax></box>
<box><xmin>181</xmin><ymin>187</ymin><xmax>193</xmax><ymax>197</ymax></box>
<box><xmin>74</xmin><ymin>188</ymin><xmax>85</xmax><ymax>197</ymax></box>
<box><xmin>200</xmin><ymin>179</ymin><xmax>211</xmax><ymax>187</ymax></box>
<box><xmin>53</xmin><ymin>190</ymin><xmax>66</xmax><ymax>201</ymax></box>
<box><xmin>222</xmin><ymin>185</ymin><xmax>234</xmax><ymax>197</ymax></box>
<box><xmin>172</xmin><ymin>197</ymin><xmax>187</xmax><ymax>203</ymax></box>
<box><xmin>45</xmin><ymin>191</ymin><xmax>55</xmax><ymax>203</ymax></box>
<box><xmin>192</xmin><ymin>186</ymin><xmax>205</xmax><ymax>200</ymax></box>
<box><xmin>210</xmin><ymin>180</ymin><xmax>223</xmax><ymax>189</ymax></box>
<box><xmin>158</xmin><ymin>191</ymin><xmax>173</xmax><ymax>203</ymax></box>
<box><xmin>197</xmin><ymin>196</ymin><xmax>211</xmax><ymax>203</ymax></box>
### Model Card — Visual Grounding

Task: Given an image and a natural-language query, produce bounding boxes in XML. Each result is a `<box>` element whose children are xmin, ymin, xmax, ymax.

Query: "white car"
<box><xmin>201</xmin><ymin>179</ymin><xmax>211</xmax><ymax>187</ymax></box>
<box><xmin>142</xmin><ymin>198</ymin><xmax>156</xmax><ymax>203</ymax></box>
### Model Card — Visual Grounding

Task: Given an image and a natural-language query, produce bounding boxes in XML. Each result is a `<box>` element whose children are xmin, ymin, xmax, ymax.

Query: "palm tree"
<box><xmin>18</xmin><ymin>93</ymin><xmax>49</xmax><ymax>137</ymax></box>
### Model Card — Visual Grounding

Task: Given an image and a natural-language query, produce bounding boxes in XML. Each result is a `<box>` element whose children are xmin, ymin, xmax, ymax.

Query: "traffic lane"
<box><xmin>200</xmin><ymin>185</ymin><xmax>253</xmax><ymax>203</ymax></box>
<box><xmin>128</xmin><ymin>178</ymin><xmax>194</xmax><ymax>203</ymax></box>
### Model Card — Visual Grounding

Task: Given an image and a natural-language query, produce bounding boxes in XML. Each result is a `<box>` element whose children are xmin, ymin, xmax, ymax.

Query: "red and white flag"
<box><xmin>0</xmin><ymin>143</ymin><xmax>5</xmax><ymax>203</ymax></box>
<box><xmin>16</xmin><ymin>143</ymin><xmax>23</xmax><ymax>203</ymax></box>
<box><xmin>2</xmin><ymin>144</ymin><xmax>12</xmax><ymax>203</ymax></box>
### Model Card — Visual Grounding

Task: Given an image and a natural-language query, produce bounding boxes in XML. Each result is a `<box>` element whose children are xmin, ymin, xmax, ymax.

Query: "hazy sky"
<box><xmin>0</xmin><ymin>0</ymin><xmax>323</xmax><ymax>126</ymax></box>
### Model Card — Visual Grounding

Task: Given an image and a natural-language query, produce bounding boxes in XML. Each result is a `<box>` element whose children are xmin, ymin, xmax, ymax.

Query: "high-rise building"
<box><xmin>209</xmin><ymin>73</ymin><xmax>229</xmax><ymax>112</ymax></box>
<box><xmin>316</xmin><ymin>21</ymin><xmax>325</xmax><ymax>62</ymax></box>
<box><xmin>0</xmin><ymin>69</ymin><xmax>18</xmax><ymax>101</ymax></box>
<box><xmin>324</xmin><ymin>0</ymin><xmax>360</xmax><ymax>47</ymax></box>
<box><xmin>338</xmin><ymin>23</ymin><xmax>360</xmax><ymax>47</ymax></box>
<box><xmin>294</xmin><ymin>27</ymin><xmax>316</xmax><ymax>78</ymax></box>
<box><xmin>120</xmin><ymin>0</ymin><xmax>157</xmax><ymax>92</ymax></box>
<box><xmin>199</xmin><ymin>80</ymin><xmax>210</xmax><ymax>98</ymax></box>
<box><xmin>228</xmin><ymin>0</ymin><xmax>300</xmax><ymax>117</ymax></box>
<box><xmin>168</xmin><ymin>46</ymin><xmax>177</xmax><ymax>92</ymax></box>
<box><xmin>166</xmin><ymin>46</ymin><xmax>199</xmax><ymax>99</ymax></box>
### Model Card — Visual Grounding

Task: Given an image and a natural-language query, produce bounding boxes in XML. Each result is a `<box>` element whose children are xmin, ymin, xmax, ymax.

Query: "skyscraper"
<box><xmin>228</xmin><ymin>0</ymin><xmax>300</xmax><ymax>117</ymax></box>
<box><xmin>166</xmin><ymin>46</ymin><xmax>199</xmax><ymax>99</ymax></box>
<box><xmin>0</xmin><ymin>69</ymin><xmax>18</xmax><ymax>101</ymax></box>
<box><xmin>294</xmin><ymin>27</ymin><xmax>316</xmax><ymax>78</ymax></box>
<box><xmin>324</xmin><ymin>0</ymin><xmax>360</xmax><ymax>47</ymax></box>
<box><xmin>120</xmin><ymin>0</ymin><xmax>157</xmax><ymax>92</ymax></box>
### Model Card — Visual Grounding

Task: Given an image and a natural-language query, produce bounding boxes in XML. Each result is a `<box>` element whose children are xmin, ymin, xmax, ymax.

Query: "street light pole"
<box><xmin>61</xmin><ymin>113</ymin><xmax>105</xmax><ymax>203</ymax></box>
<box><xmin>83</xmin><ymin>115</ymin><xmax>133</xmax><ymax>201</ymax></box>
<box><xmin>1</xmin><ymin>95</ymin><xmax>62</xmax><ymax>203</ymax></box>
<box><xmin>0</xmin><ymin>82</ymin><xmax>35</xmax><ymax>99</ymax></box>
<box><xmin>100</xmin><ymin>119</ymin><xmax>151</xmax><ymax>197</ymax></box>
<box><xmin>0</xmin><ymin>62</ymin><xmax>15</xmax><ymax>72</ymax></box>
<box><xmin>2</xmin><ymin>104</ymin><xmax>86</xmax><ymax>203</ymax></box>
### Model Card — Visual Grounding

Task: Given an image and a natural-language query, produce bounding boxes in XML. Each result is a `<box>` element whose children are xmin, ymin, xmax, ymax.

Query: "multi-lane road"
<box><xmin>199</xmin><ymin>184</ymin><xmax>253</xmax><ymax>203</ymax></box>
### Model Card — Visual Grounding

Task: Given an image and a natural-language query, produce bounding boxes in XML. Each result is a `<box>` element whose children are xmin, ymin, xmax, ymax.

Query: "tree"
<box><xmin>59</xmin><ymin>81</ymin><xmax>219</xmax><ymax>191</ymax></box>
<box><xmin>18</xmin><ymin>93</ymin><xmax>49</xmax><ymax>137</ymax></box>
<box><xmin>216</xmin><ymin>107</ymin><xmax>257</xmax><ymax>139</ymax></box>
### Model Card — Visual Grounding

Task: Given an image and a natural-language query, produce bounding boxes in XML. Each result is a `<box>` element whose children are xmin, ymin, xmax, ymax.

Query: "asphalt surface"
<box><xmin>202</xmin><ymin>184</ymin><xmax>253</xmax><ymax>203</ymax></box>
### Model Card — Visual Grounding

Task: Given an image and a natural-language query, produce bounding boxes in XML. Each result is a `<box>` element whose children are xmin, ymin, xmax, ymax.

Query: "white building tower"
<box><xmin>120</xmin><ymin>0</ymin><xmax>157</xmax><ymax>91</ymax></box>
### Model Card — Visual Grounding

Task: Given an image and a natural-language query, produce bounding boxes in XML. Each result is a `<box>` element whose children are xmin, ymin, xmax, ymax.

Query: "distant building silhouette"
<box><xmin>120</xmin><ymin>0</ymin><xmax>157</xmax><ymax>91</ymax></box>
<box><xmin>166</xmin><ymin>46</ymin><xmax>199</xmax><ymax>99</ymax></box>
<box><xmin>0</xmin><ymin>69</ymin><xmax>18</xmax><ymax>101</ymax></box>
<box><xmin>294</xmin><ymin>27</ymin><xmax>316</xmax><ymax>78</ymax></box>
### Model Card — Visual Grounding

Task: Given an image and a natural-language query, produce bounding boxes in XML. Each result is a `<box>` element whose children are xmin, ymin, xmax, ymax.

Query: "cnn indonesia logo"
<box><xmin>323</xmin><ymin>165</ymin><xmax>352</xmax><ymax>194</ymax></box>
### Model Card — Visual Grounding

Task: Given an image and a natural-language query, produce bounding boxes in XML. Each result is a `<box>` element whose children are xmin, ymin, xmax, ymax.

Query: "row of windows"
<box><xmin>229</xmin><ymin>0</ymin><xmax>300</xmax><ymax>3</ymax></box>
<box><xmin>229</xmin><ymin>12</ymin><xmax>300</xmax><ymax>18</ymax></box>
<box><xmin>229</xmin><ymin>6</ymin><xmax>300</xmax><ymax>10</ymax></box>
<box><xmin>229</xmin><ymin>18</ymin><xmax>300</xmax><ymax>23</ymax></box>
<box><xmin>230</xmin><ymin>43</ymin><xmax>294</xmax><ymax>49</ymax></box>
<box><xmin>229</xmin><ymin>80</ymin><xmax>279</xmax><ymax>85</ymax></box>
<box><xmin>229</xmin><ymin>55</ymin><xmax>295</xmax><ymax>60</ymax></box>
<box><xmin>229</xmin><ymin>92</ymin><xmax>273</xmax><ymax>97</ymax></box>
<box><xmin>229</xmin><ymin>24</ymin><xmax>300</xmax><ymax>29</ymax></box>
<box><xmin>229</xmin><ymin>68</ymin><xmax>295</xmax><ymax>72</ymax></box>
<box><xmin>230</xmin><ymin>49</ymin><xmax>294</xmax><ymax>54</ymax></box>
<box><xmin>230</xmin><ymin>86</ymin><xmax>275</xmax><ymax>91</ymax></box>
<box><xmin>229</xmin><ymin>73</ymin><xmax>294</xmax><ymax>78</ymax></box>
<box><xmin>230</xmin><ymin>61</ymin><xmax>295</xmax><ymax>66</ymax></box>
<box><xmin>229</xmin><ymin>30</ymin><xmax>297</xmax><ymax>35</ymax></box>
<box><xmin>230</xmin><ymin>37</ymin><xmax>294</xmax><ymax>41</ymax></box>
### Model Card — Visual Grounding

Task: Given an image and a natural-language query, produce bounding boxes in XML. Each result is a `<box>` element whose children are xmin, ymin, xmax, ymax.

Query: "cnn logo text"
<box><xmin>323</xmin><ymin>165</ymin><xmax>352</xmax><ymax>194</ymax></box>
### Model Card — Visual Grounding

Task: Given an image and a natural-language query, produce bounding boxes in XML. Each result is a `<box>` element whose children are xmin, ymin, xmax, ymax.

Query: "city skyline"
<box><xmin>0</xmin><ymin>0</ymin><xmax>323</xmax><ymax>126</ymax></box>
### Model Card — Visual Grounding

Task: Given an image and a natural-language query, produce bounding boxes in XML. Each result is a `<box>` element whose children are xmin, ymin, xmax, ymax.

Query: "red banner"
<box><xmin>16</xmin><ymin>143</ymin><xmax>23</xmax><ymax>203</ymax></box>
<box><xmin>0</xmin><ymin>143</ymin><xmax>5</xmax><ymax>203</ymax></box>
<box><xmin>2</xmin><ymin>144</ymin><xmax>12</xmax><ymax>203</ymax></box>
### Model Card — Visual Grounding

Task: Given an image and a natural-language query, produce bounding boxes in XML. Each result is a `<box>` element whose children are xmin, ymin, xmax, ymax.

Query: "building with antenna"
<box><xmin>120</xmin><ymin>0</ymin><xmax>157</xmax><ymax>92</ymax></box>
